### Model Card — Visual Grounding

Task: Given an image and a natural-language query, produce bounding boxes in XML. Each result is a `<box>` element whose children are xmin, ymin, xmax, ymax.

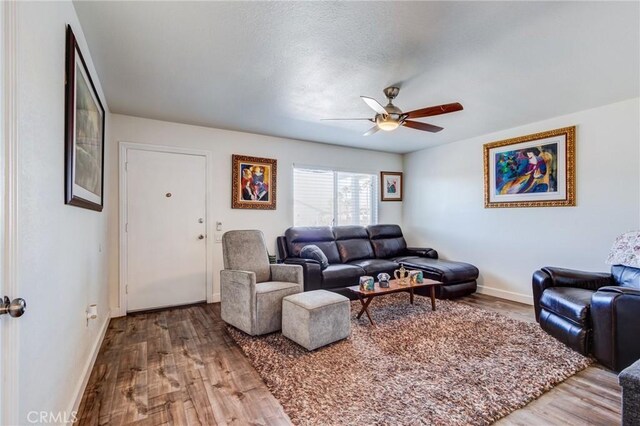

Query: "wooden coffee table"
<box><xmin>347</xmin><ymin>278</ymin><xmax>441</xmax><ymax>325</ymax></box>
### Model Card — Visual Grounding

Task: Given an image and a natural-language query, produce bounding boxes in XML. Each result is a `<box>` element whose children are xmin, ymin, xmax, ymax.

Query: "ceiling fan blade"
<box><xmin>403</xmin><ymin>120</ymin><xmax>444</xmax><ymax>133</ymax></box>
<box><xmin>404</xmin><ymin>102</ymin><xmax>463</xmax><ymax>119</ymax></box>
<box><xmin>363</xmin><ymin>125</ymin><xmax>380</xmax><ymax>136</ymax></box>
<box><xmin>361</xmin><ymin>96</ymin><xmax>388</xmax><ymax>116</ymax></box>
<box><xmin>321</xmin><ymin>118</ymin><xmax>373</xmax><ymax>121</ymax></box>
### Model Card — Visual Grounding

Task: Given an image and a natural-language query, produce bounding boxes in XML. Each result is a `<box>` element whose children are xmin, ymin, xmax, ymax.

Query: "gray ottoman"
<box><xmin>282</xmin><ymin>290</ymin><xmax>350</xmax><ymax>351</ymax></box>
<box><xmin>620</xmin><ymin>359</ymin><xmax>640</xmax><ymax>426</ymax></box>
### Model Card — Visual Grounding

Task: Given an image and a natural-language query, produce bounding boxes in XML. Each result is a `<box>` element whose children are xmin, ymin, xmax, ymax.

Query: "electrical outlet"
<box><xmin>215</xmin><ymin>233</ymin><xmax>223</xmax><ymax>243</ymax></box>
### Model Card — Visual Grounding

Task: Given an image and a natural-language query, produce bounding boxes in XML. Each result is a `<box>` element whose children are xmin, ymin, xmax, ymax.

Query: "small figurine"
<box><xmin>394</xmin><ymin>265</ymin><xmax>409</xmax><ymax>285</ymax></box>
<box><xmin>377</xmin><ymin>273</ymin><xmax>391</xmax><ymax>288</ymax></box>
<box><xmin>359</xmin><ymin>276</ymin><xmax>375</xmax><ymax>291</ymax></box>
<box><xmin>409</xmin><ymin>270</ymin><xmax>424</xmax><ymax>284</ymax></box>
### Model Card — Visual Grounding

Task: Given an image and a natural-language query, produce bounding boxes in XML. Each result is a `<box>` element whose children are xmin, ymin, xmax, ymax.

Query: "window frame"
<box><xmin>292</xmin><ymin>164</ymin><xmax>379</xmax><ymax>227</ymax></box>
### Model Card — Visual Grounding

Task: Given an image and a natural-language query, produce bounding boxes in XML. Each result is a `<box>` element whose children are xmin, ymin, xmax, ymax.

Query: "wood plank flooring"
<box><xmin>76</xmin><ymin>294</ymin><xmax>621</xmax><ymax>425</ymax></box>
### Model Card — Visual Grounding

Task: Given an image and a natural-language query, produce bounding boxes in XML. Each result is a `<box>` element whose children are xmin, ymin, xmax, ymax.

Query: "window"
<box><xmin>293</xmin><ymin>166</ymin><xmax>378</xmax><ymax>227</ymax></box>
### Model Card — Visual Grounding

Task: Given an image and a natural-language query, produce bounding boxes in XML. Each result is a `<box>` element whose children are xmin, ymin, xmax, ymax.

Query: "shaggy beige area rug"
<box><xmin>227</xmin><ymin>293</ymin><xmax>591</xmax><ymax>425</ymax></box>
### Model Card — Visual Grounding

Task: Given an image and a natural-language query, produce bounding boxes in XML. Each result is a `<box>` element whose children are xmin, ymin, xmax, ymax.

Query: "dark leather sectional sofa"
<box><xmin>276</xmin><ymin>224</ymin><xmax>479</xmax><ymax>300</ymax></box>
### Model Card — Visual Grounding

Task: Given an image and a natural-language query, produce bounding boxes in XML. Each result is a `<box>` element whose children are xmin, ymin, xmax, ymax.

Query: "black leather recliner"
<box><xmin>533</xmin><ymin>265</ymin><xmax>640</xmax><ymax>372</ymax></box>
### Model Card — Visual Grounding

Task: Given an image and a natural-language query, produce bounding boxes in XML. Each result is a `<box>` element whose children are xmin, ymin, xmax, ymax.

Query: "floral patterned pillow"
<box><xmin>606</xmin><ymin>230</ymin><xmax>640</xmax><ymax>267</ymax></box>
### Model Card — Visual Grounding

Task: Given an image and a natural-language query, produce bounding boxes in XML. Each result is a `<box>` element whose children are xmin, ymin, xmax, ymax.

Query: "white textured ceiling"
<box><xmin>74</xmin><ymin>1</ymin><xmax>639</xmax><ymax>154</ymax></box>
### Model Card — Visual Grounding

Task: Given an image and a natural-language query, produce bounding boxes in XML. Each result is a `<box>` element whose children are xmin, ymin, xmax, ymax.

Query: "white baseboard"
<box><xmin>477</xmin><ymin>285</ymin><xmax>533</xmax><ymax>305</ymax></box>
<box><xmin>211</xmin><ymin>292</ymin><xmax>220</xmax><ymax>303</ymax></box>
<box><xmin>67</xmin><ymin>310</ymin><xmax>111</xmax><ymax>418</ymax></box>
<box><xmin>110</xmin><ymin>307</ymin><xmax>125</xmax><ymax>318</ymax></box>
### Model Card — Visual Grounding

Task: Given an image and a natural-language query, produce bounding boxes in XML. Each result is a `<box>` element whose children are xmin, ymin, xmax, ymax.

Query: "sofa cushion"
<box><xmin>367</xmin><ymin>224</ymin><xmax>408</xmax><ymax>259</ymax></box>
<box><xmin>612</xmin><ymin>265</ymin><xmax>640</xmax><ymax>289</ymax></box>
<box><xmin>300</xmin><ymin>245</ymin><xmax>329</xmax><ymax>269</ymax></box>
<box><xmin>285</xmin><ymin>226</ymin><xmax>341</xmax><ymax>264</ymax></box>
<box><xmin>401</xmin><ymin>258</ymin><xmax>479</xmax><ymax>284</ymax></box>
<box><xmin>388</xmin><ymin>255</ymin><xmax>421</xmax><ymax>263</ymax></box>
<box><xmin>539</xmin><ymin>309</ymin><xmax>590</xmax><ymax>355</ymax></box>
<box><xmin>348</xmin><ymin>259</ymin><xmax>398</xmax><ymax>276</ymax></box>
<box><xmin>333</xmin><ymin>225</ymin><xmax>369</xmax><ymax>241</ymax></box>
<box><xmin>336</xmin><ymin>239</ymin><xmax>375</xmax><ymax>263</ymax></box>
<box><xmin>222</xmin><ymin>230</ymin><xmax>271</xmax><ymax>284</ymax></box>
<box><xmin>322</xmin><ymin>264</ymin><xmax>365</xmax><ymax>288</ymax></box>
<box><xmin>540</xmin><ymin>287</ymin><xmax>594</xmax><ymax>327</ymax></box>
<box><xmin>334</xmin><ymin>226</ymin><xmax>375</xmax><ymax>263</ymax></box>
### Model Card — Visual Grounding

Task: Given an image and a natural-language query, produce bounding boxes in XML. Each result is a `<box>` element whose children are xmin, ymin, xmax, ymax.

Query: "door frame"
<box><xmin>1</xmin><ymin>2</ymin><xmax>20</xmax><ymax>424</ymax></box>
<box><xmin>118</xmin><ymin>142</ymin><xmax>214</xmax><ymax>316</ymax></box>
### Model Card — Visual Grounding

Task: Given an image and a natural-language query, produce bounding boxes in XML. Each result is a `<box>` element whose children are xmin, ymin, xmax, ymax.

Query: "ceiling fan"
<box><xmin>322</xmin><ymin>86</ymin><xmax>463</xmax><ymax>136</ymax></box>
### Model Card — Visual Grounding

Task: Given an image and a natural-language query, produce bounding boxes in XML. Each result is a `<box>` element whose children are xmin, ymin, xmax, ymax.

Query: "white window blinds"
<box><xmin>293</xmin><ymin>167</ymin><xmax>378</xmax><ymax>227</ymax></box>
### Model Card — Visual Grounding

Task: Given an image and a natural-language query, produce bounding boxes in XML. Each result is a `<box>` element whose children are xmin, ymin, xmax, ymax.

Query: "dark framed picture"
<box><xmin>483</xmin><ymin>126</ymin><xmax>576</xmax><ymax>208</ymax></box>
<box><xmin>380</xmin><ymin>171</ymin><xmax>403</xmax><ymax>201</ymax></box>
<box><xmin>64</xmin><ymin>25</ymin><xmax>105</xmax><ymax>212</ymax></box>
<box><xmin>231</xmin><ymin>154</ymin><xmax>277</xmax><ymax>209</ymax></box>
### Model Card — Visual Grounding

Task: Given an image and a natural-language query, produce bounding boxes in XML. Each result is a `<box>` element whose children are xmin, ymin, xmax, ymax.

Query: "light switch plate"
<box><xmin>215</xmin><ymin>233</ymin><xmax>223</xmax><ymax>243</ymax></box>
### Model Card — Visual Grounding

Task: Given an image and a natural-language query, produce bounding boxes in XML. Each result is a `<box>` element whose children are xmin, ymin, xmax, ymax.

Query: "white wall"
<box><xmin>15</xmin><ymin>1</ymin><xmax>111</xmax><ymax>422</ymax></box>
<box><xmin>108</xmin><ymin>114</ymin><xmax>403</xmax><ymax>313</ymax></box>
<box><xmin>403</xmin><ymin>98</ymin><xmax>640</xmax><ymax>304</ymax></box>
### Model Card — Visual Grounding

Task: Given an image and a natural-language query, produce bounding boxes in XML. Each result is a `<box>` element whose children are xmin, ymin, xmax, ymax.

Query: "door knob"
<box><xmin>198</xmin><ymin>234</ymin><xmax>205</xmax><ymax>240</ymax></box>
<box><xmin>0</xmin><ymin>296</ymin><xmax>26</xmax><ymax>318</ymax></box>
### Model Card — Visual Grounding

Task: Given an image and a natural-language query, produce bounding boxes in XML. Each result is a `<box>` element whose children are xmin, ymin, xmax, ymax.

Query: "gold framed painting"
<box><xmin>231</xmin><ymin>154</ymin><xmax>277</xmax><ymax>209</ymax></box>
<box><xmin>483</xmin><ymin>126</ymin><xmax>576</xmax><ymax>208</ymax></box>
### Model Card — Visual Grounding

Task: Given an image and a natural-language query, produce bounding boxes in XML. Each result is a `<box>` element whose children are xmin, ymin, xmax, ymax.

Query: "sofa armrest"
<box><xmin>540</xmin><ymin>267</ymin><xmax>613</xmax><ymax>290</ymax></box>
<box><xmin>406</xmin><ymin>247</ymin><xmax>438</xmax><ymax>259</ymax></box>
<box><xmin>283</xmin><ymin>258</ymin><xmax>322</xmax><ymax>291</ymax></box>
<box><xmin>270</xmin><ymin>264</ymin><xmax>303</xmax><ymax>289</ymax></box>
<box><xmin>532</xmin><ymin>269</ymin><xmax>554</xmax><ymax>322</ymax></box>
<box><xmin>220</xmin><ymin>270</ymin><xmax>256</xmax><ymax>333</ymax></box>
<box><xmin>220</xmin><ymin>269</ymin><xmax>256</xmax><ymax>288</ymax></box>
<box><xmin>592</xmin><ymin>287</ymin><xmax>640</xmax><ymax>371</ymax></box>
<box><xmin>597</xmin><ymin>286</ymin><xmax>640</xmax><ymax>296</ymax></box>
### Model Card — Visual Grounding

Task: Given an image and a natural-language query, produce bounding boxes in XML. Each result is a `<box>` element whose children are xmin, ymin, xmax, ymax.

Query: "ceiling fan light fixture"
<box><xmin>376</xmin><ymin>115</ymin><xmax>400</xmax><ymax>131</ymax></box>
<box><xmin>322</xmin><ymin>86</ymin><xmax>463</xmax><ymax>135</ymax></box>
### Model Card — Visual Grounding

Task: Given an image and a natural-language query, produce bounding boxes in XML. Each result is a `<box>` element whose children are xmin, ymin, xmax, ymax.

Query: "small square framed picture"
<box><xmin>380</xmin><ymin>171</ymin><xmax>403</xmax><ymax>201</ymax></box>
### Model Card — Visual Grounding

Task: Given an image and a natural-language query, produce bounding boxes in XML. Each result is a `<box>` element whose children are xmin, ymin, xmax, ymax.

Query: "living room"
<box><xmin>1</xmin><ymin>1</ymin><xmax>638</xmax><ymax>425</ymax></box>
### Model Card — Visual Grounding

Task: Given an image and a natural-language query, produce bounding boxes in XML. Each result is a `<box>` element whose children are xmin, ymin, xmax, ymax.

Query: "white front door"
<box><xmin>1</xmin><ymin>2</ymin><xmax>20</xmax><ymax>423</ymax></box>
<box><xmin>125</xmin><ymin>148</ymin><xmax>207</xmax><ymax>312</ymax></box>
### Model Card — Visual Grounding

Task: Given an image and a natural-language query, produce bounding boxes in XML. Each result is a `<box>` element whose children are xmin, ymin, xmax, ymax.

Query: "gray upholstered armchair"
<box><xmin>221</xmin><ymin>230</ymin><xmax>303</xmax><ymax>336</ymax></box>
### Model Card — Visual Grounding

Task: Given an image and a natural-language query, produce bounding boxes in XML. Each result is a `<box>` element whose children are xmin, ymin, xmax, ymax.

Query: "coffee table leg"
<box><xmin>430</xmin><ymin>286</ymin><xmax>436</xmax><ymax>311</ymax></box>
<box><xmin>356</xmin><ymin>295</ymin><xmax>375</xmax><ymax>325</ymax></box>
<box><xmin>410</xmin><ymin>288</ymin><xmax>414</xmax><ymax>305</ymax></box>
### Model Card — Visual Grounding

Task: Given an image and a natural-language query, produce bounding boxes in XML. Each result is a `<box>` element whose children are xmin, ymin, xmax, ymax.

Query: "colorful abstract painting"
<box><xmin>232</xmin><ymin>155</ymin><xmax>277</xmax><ymax>209</ymax></box>
<box><xmin>494</xmin><ymin>143</ymin><xmax>558</xmax><ymax>195</ymax></box>
<box><xmin>484</xmin><ymin>127</ymin><xmax>575</xmax><ymax>208</ymax></box>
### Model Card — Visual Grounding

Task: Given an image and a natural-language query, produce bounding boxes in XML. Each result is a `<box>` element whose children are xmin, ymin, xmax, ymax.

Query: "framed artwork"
<box><xmin>64</xmin><ymin>25</ymin><xmax>105</xmax><ymax>211</ymax></box>
<box><xmin>380</xmin><ymin>171</ymin><xmax>403</xmax><ymax>201</ymax></box>
<box><xmin>483</xmin><ymin>126</ymin><xmax>576</xmax><ymax>208</ymax></box>
<box><xmin>232</xmin><ymin>154</ymin><xmax>277</xmax><ymax>209</ymax></box>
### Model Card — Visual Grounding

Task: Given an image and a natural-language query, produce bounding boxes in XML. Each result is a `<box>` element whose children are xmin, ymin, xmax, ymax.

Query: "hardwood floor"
<box><xmin>76</xmin><ymin>294</ymin><xmax>621</xmax><ymax>425</ymax></box>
